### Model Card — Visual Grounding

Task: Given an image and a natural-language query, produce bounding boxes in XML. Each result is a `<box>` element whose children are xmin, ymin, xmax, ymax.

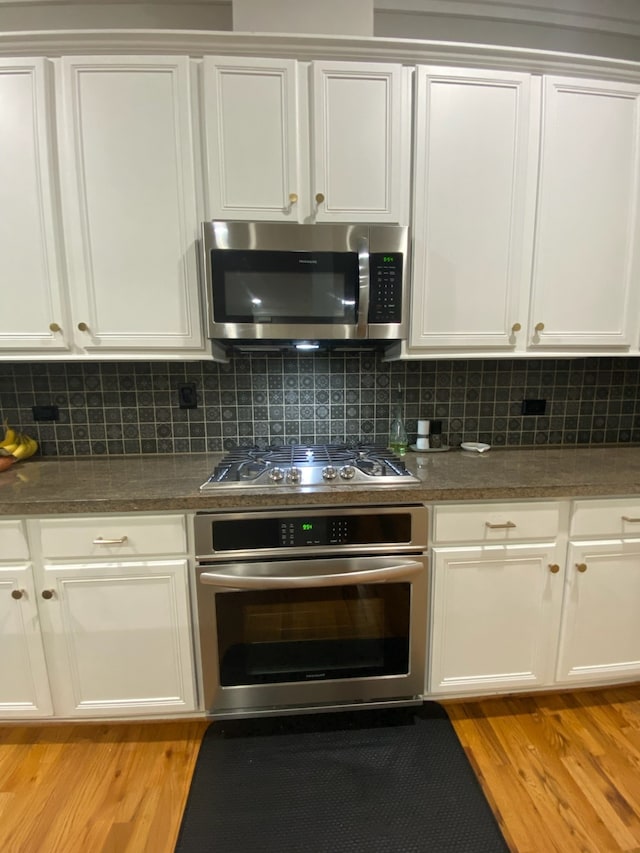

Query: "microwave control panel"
<box><xmin>368</xmin><ymin>252</ymin><xmax>403</xmax><ymax>323</ymax></box>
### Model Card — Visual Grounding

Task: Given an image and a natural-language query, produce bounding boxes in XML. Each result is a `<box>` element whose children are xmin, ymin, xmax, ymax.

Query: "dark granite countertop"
<box><xmin>2</xmin><ymin>446</ymin><xmax>640</xmax><ymax>515</ymax></box>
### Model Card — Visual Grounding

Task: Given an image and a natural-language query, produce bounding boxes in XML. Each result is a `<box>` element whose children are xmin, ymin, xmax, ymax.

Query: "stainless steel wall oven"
<box><xmin>194</xmin><ymin>505</ymin><xmax>428</xmax><ymax>719</ymax></box>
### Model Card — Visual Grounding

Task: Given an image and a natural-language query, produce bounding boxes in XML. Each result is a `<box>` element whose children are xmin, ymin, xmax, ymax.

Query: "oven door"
<box><xmin>196</xmin><ymin>555</ymin><xmax>428</xmax><ymax>718</ymax></box>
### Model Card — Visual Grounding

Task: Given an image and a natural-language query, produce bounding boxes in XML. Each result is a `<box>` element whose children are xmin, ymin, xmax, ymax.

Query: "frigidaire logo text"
<box><xmin>298</xmin><ymin>259</ymin><xmax>318</xmax><ymax>264</ymax></box>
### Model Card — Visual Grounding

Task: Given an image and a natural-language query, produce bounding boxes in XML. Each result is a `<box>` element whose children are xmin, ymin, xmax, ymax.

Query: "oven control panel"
<box><xmin>280</xmin><ymin>516</ymin><xmax>367</xmax><ymax>548</ymax></box>
<box><xmin>195</xmin><ymin>506</ymin><xmax>428</xmax><ymax>558</ymax></box>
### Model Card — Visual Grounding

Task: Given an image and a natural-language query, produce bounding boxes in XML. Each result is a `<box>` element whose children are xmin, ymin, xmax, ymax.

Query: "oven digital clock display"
<box><xmin>211</xmin><ymin>513</ymin><xmax>412</xmax><ymax>551</ymax></box>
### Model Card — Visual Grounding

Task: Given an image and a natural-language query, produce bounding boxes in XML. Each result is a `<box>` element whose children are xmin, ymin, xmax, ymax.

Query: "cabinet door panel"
<box><xmin>530</xmin><ymin>77</ymin><xmax>640</xmax><ymax>348</ymax></box>
<box><xmin>556</xmin><ymin>541</ymin><xmax>640</xmax><ymax>684</ymax></box>
<box><xmin>40</xmin><ymin>560</ymin><xmax>196</xmax><ymax>717</ymax></box>
<box><xmin>0</xmin><ymin>566</ymin><xmax>53</xmax><ymax>718</ymax></box>
<box><xmin>410</xmin><ymin>68</ymin><xmax>536</xmax><ymax>350</ymax></box>
<box><xmin>203</xmin><ymin>57</ymin><xmax>300</xmax><ymax>221</ymax></box>
<box><xmin>430</xmin><ymin>544</ymin><xmax>563</xmax><ymax>694</ymax></box>
<box><xmin>312</xmin><ymin>61</ymin><xmax>408</xmax><ymax>223</ymax></box>
<box><xmin>58</xmin><ymin>56</ymin><xmax>203</xmax><ymax>352</ymax></box>
<box><xmin>0</xmin><ymin>59</ymin><xmax>69</xmax><ymax>353</ymax></box>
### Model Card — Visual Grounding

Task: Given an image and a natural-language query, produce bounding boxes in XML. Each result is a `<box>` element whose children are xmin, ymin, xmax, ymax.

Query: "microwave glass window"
<box><xmin>212</xmin><ymin>250</ymin><xmax>359</xmax><ymax>323</ymax></box>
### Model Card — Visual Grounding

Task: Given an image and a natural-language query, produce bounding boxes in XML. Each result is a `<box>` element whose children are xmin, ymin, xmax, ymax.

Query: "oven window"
<box><xmin>215</xmin><ymin>584</ymin><xmax>410</xmax><ymax>686</ymax></box>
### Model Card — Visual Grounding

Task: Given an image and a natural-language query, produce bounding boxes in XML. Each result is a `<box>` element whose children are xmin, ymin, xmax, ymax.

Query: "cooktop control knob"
<box><xmin>340</xmin><ymin>465</ymin><xmax>356</xmax><ymax>480</ymax></box>
<box><xmin>268</xmin><ymin>467</ymin><xmax>285</xmax><ymax>482</ymax></box>
<box><xmin>322</xmin><ymin>465</ymin><xmax>337</xmax><ymax>480</ymax></box>
<box><xmin>286</xmin><ymin>467</ymin><xmax>301</xmax><ymax>484</ymax></box>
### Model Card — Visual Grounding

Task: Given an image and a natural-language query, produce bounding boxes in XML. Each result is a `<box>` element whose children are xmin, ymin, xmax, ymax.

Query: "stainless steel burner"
<box><xmin>200</xmin><ymin>443</ymin><xmax>420</xmax><ymax>490</ymax></box>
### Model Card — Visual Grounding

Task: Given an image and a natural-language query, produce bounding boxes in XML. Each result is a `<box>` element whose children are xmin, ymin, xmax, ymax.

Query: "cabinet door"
<box><xmin>0</xmin><ymin>565</ymin><xmax>53</xmax><ymax>718</ymax></box>
<box><xmin>39</xmin><ymin>560</ymin><xmax>196</xmax><ymax>717</ymax></box>
<box><xmin>0</xmin><ymin>59</ymin><xmax>70</xmax><ymax>354</ymax></box>
<box><xmin>410</xmin><ymin>67</ymin><xmax>537</xmax><ymax>350</ymax></box>
<box><xmin>529</xmin><ymin>77</ymin><xmax>640</xmax><ymax>350</ymax></box>
<box><xmin>429</xmin><ymin>544</ymin><xmax>564</xmax><ymax>695</ymax></box>
<box><xmin>311</xmin><ymin>61</ymin><xmax>409</xmax><ymax>224</ymax></box>
<box><xmin>556</xmin><ymin>541</ymin><xmax>640</xmax><ymax>685</ymax></box>
<box><xmin>57</xmin><ymin>56</ymin><xmax>204</xmax><ymax>354</ymax></box>
<box><xmin>203</xmin><ymin>57</ymin><xmax>301</xmax><ymax>222</ymax></box>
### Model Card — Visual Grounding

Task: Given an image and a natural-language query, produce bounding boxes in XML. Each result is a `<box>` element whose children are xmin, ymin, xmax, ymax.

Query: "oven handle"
<box><xmin>198</xmin><ymin>560</ymin><xmax>423</xmax><ymax>590</ymax></box>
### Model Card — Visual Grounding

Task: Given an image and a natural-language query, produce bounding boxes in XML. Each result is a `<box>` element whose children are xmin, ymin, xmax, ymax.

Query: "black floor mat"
<box><xmin>175</xmin><ymin>703</ymin><xmax>509</xmax><ymax>853</ymax></box>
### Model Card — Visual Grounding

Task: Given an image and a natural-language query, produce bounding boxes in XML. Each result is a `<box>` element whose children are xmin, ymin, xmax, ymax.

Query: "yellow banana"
<box><xmin>12</xmin><ymin>435</ymin><xmax>38</xmax><ymax>461</ymax></box>
<box><xmin>0</xmin><ymin>420</ymin><xmax>16</xmax><ymax>448</ymax></box>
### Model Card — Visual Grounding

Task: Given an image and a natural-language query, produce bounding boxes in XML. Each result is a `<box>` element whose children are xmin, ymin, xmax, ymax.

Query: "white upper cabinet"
<box><xmin>202</xmin><ymin>57</ymin><xmax>301</xmax><ymax>221</ymax></box>
<box><xmin>202</xmin><ymin>57</ymin><xmax>410</xmax><ymax>224</ymax></box>
<box><xmin>529</xmin><ymin>76</ymin><xmax>640</xmax><ymax>350</ymax></box>
<box><xmin>410</xmin><ymin>67</ymin><xmax>538</xmax><ymax>350</ymax></box>
<box><xmin>310</xmin><ymin>61</ymin><xmax>409</xmax><ymax>223</ymax></box>
<box><xmin>408</xmin><ymin>70</ymin><xmax>640</xmax><ymax>357</ymax></box>
<box><xmin>0</xmin><ymin>59</ymin><xmax>70</xmax><ymax>353</ymax></box>
<box><xmin>57</xmin><ymin>56</ymin><xmax>205</xmax><ymax>355</ymax></box>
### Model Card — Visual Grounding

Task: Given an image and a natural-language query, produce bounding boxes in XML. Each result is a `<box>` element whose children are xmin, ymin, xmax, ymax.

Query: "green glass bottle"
<box><xmin>389</xmin><ymin>384</ymin><xmax>408</xmax><ymax>456</ymax></box>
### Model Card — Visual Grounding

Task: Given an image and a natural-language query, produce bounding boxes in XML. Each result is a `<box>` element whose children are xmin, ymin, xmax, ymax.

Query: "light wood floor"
<box><xmin>0</xmin><ymin>685</ymin><xmax>638</xmax><ymax>853</ymax></box>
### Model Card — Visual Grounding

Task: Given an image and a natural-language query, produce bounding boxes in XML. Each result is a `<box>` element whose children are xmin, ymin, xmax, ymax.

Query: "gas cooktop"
<box><xmin>200</xmin><ymin>443</ymin><xmax>420</xmax><ymax>490</ymax></box>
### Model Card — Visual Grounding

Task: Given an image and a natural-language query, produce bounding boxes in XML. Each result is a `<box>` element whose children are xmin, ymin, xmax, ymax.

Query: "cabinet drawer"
<box><xmin>433</xmin><ymin>502</ymin><xmax>561</xmax><ymax>543</ymax></box>
<box><xmin>37</xmin><ymin>515</ymin><xmax>187</xmax><ymax>559</ymax></box>
<box><xmin>570</xmin><ymin>499</ymin><xmax>640</xmax><ymax>538</ymax></box>
<box><xmin>0</xmin><ymin>520</ymin><xmax>29</xmax><ymax>561</ymax></box>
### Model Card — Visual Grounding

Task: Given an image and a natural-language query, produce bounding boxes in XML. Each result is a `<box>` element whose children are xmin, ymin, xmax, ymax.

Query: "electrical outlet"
<box><xmin>32</xmin><ymin>404</ymin><xmax>59</xmax><ymax>421</ymax></box>
<box><xmin>521</xmin><ymin>399</ymin><xmax>546</xmax><ymax>416</ymax></box>
<box><xmin>178</xmin><ymin>383</ymin><xmax>198</xmax><ymax>409</ymax></box>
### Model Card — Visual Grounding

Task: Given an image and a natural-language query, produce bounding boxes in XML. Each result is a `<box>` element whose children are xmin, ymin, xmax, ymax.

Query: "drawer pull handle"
<box><xmin>576</xmin><ymin>563</ymin><xmax>588</xmax><ymax>573</ymax></box>
<box><xmin>93</xmin><ymin>536</ymin><xmax>128</xmax><ymax>545</ymax></box>
<box><xmin>622</xmin><ymin>516</ymin><xmax>640</xmax><ymax>523</ymax></box>
<box><xmin>485</xmin><ymin>521</ymin><xmax>516</xmax><ymax>529</ymax></box>
<box><xmin>549</xmin><ymin>564</ymin><xmax>560</xmax><ymax>574</ymax></box>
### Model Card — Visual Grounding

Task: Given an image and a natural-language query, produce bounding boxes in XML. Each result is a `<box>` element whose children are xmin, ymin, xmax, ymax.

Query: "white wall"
<box><xmin>1</xmin><ymin>0</ymin><xmax>640</xmax><ymax>61</ymax></box>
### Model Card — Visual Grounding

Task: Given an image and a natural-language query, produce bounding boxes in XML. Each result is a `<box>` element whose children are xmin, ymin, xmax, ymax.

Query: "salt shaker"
<box><xmin>416</xmin><ymin>419</ymin><xmax>430</xmax><ymax>450</ymax></box>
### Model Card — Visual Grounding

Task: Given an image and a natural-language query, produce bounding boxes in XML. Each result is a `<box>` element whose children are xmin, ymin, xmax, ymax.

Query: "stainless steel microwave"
<box><xmin>201</xmin><ymin>221</ymin><xmax>409</xmax><ymax>346</ymax></box>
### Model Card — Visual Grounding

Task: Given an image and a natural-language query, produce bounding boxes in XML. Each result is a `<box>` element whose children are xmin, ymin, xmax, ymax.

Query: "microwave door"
<box><xmin>209</xmin><ymin>249</ymin><xmax>363</xmax><ymax>340</ymax></box>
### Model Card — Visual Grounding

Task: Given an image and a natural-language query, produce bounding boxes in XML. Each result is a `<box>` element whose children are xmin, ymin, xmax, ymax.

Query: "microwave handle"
<box><xmin>357</xmin><ymin>236</ymin><xmax>370</xmax><ymax>339</ymax></box>
<box><xmin>199</xmin><ymin>560</ymin><xmax>423</xmax><ymax>590</ymax></box>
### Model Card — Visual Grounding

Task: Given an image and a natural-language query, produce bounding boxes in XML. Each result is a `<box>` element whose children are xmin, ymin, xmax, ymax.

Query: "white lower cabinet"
<box><xmin>0</xmin><ymin>513</ymin><xmax>197</xmax><ymax>721</ymax></box>
<box><xmin>0</xmin><ymin>564</ymin><xmax>53</xmax><ymax>718</ymax></box>
<box><xmin>38</xmin><ymin>560</ymin><xmax>196</xmax><ymax>718</ymax></box>
<box><xmin>429</xmin><ymin>498</ymin><xmax>640</xmax><ymax>698</ymax></box>
<box><xmin>555</xmin><ymin>504</ymin><xmax>640</xmax><ymax>685</ymax></box>
<box><xmin>430</xmin><ymin>544</ymin><xmax>564</xmax><ymax>694</ymax></box>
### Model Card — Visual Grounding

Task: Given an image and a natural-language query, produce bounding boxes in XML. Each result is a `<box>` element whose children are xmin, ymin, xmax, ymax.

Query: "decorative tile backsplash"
<box><xmin>1</xmin><ymin>354</ymin><xmax>640</xmax><ymax>456</ymax></box>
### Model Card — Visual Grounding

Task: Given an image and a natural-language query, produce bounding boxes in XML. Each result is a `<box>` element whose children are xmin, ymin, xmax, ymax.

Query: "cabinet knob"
<box><xmin>535</xmin><ymin>322</ymin><xmax>545</xmax><ymax>332</ymax></box>
<box><xmin>11</xmin><ymin>589</ymin><xmax>24</xmax><ymax>600</ymax></box>
<box><xmin>288</xmin><ymin>192</ymin><xmax>298</xmax><ymax>204</ymax></box>
<box><xmin>77</xmin><ymin>322</ymin><xmax>89</xmax><ymax>332</ymax></box>
<box><xmin>49</xmin><ymin>322</ymin><xmax>61</xmax><ymax>333</ymax></box>
<box><xmin>41</xmin><ymin>589</ymin><xmax>55</xmax><ymax>600</ymax></box>
<box><xmin>576</xmin><ymin>563</ymin><xmax>588</xmax><ymax>573</ymax></box>
<box><xmin>511</xmin><ymin>323</ymin><xmax>521</xmax><ymax>333</ymax></box>
<box><xmin>548</xmin><ymin>564</ymin><xmax>560</xmax><ymax>574</ymax></box>
<box><xmin>315</xmin><ymin>192</ymin><xmax>325</xmax><ymax>205</ymax></box>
